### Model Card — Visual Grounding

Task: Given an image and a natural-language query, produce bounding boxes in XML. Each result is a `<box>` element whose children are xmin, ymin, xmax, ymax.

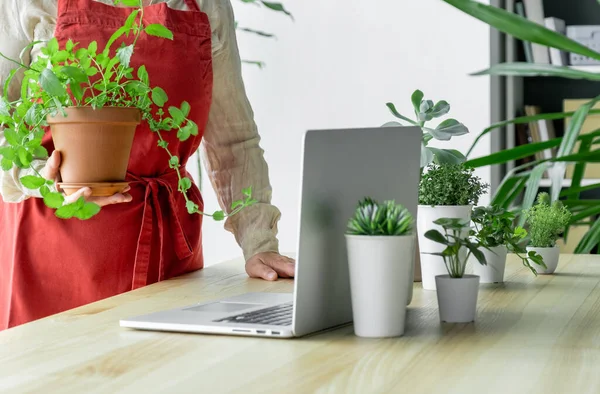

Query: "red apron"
<box><xmin>0</xmin><ymin>0</ymin><xmax>212</xmax><ymax>329</ymax></box>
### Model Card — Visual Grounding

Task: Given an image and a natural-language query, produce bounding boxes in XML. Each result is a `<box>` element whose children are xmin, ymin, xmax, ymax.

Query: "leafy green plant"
<box><xmin>525</xmin><ymin>193</ymin><xmax>572</xmax><ymax>248</ymax></box>
<box><xmin>419</xmin><ymin>163</ymin><xmax>488</xmax><ymax>206</ymax></box>
<box><xmin>441</xmin><ymin>0</ymin><xmax>600</xmax><ymax>253</ymax></box>
<box><xmin>384</xmin><ymin>90</ymin><xmax>469</xmax><ymax>168</ymax></box>
<box><xmin>0</xmin><ymin>0</ymin><xmax>255</xmax><ymax>220</ymax></box>
<box><xmin>346</xmin><ymin>197</ymin><xmax>413</xmax><ymax>236</ymax></box>
<box><xmin>424</xmin><ymin>218</ymin><xmax>487</xmax><ymax>278</ymax></box>
<box><xmin>471</xmin><ymin>205</ymin><xmax>545</xmax><ymax>274</ymax></box>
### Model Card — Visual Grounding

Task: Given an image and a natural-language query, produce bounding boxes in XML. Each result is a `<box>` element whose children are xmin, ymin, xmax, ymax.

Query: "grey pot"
<box><xmin>435</xmin><ymin>275</ymin><xmax>480</xmax><ymax>323</ymax></box>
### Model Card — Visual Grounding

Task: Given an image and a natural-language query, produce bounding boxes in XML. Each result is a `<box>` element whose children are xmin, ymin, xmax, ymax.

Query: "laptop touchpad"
<box><xmin>185</xmin><ymin>302</ymin><xmax>260</xmax><ymax>313</ymax></box>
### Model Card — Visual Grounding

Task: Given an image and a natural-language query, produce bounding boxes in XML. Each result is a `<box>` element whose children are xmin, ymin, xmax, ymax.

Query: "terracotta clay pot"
<box><xmin>47</xmin><ymin>107</ymin><xmax>141</xmax><ymax>193</ymax></box>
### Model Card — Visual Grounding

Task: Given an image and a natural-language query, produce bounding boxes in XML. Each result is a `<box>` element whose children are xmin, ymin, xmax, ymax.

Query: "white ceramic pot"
<box><xmin>527</xmin><ymin>245</ymin><xmax>560</xmax><ymax>275</ymax></box>
<box><xmin>417</xmin><ymin>205</ymin><xmax>472</xmax><ymax>290</ymax></box>
<box><xmin>435</xmin><ymin>275</ymin><xmax>480</xmax><ymax>323</ymax></box>
<box><xmin>345</xmin><ymin>234</ymin><xmax>416</xmax><ymax>337</ymax></box>
<box><xmin>471</xmin><ymin>245</ymin><xmax>508</xmax><ymax>284</ymax></box>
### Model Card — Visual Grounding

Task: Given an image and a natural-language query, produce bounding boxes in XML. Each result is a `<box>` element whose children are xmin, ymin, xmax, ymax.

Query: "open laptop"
<box><xmin>120</xmin><ymin>126</ymin><xmax>422</xmax><ymax>338</ymax></box>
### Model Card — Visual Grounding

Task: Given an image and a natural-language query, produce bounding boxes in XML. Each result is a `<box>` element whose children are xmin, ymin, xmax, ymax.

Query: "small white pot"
<box><xmin>527</xmin><ymin>245</ymin><xmax>560</xmax><ymax>275</ymax></box>
<box><xmin>435</xmin><ymin>275</ymin><xmax>480</xmax><ymax>323</ymax></box>
<box><xmin>471</xmin><ymin>245</ymin><xmax>508</xmax><ymax>284</ymax></box>
<box><xmin>417</xmin><ymin>205</ymin><xmax>472</xmax><ymax>290</ymax></box>
<box><xmin>345</xmin><ymin>234</ymin><xmax>416</xmax><ymax>337</ymax></box>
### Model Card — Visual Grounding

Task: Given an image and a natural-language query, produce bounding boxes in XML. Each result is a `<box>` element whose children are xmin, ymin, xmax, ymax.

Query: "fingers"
<box><xmin>246</xmin><ymin>258</ymin><xmax>278</xmax><ymax>281</ymax></box>
<box><xmin>265</xmin><ymin>255</ymin><xmax>296</xmax><ymax>278</ymax></box>
<box><xmin>88</xmin><ymin>193</ymin><xmax>133</xmax><ymax>207</ymax></box>
<box><xmin>43</xmin><ymin>151</ymin><xmax>61</xmax><ymax>181</ymax></box>
<box><xmin>64</xmin><ymin>187</ymin><xmax>93</xmax><ymax>204</ymax></box>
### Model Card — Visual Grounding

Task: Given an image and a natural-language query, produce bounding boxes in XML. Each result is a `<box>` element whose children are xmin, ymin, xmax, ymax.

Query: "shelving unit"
<box><xmin>538</xmin><ymin>178</ymin><xmax>600</xmax><ymax>187</ymax></box>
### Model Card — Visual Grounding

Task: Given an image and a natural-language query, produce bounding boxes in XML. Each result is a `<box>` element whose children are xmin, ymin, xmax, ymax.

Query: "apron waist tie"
<box><xmin>127</xmin><ymin>169</ymin><xmax>193</xmax><ymax>290</ymax></box>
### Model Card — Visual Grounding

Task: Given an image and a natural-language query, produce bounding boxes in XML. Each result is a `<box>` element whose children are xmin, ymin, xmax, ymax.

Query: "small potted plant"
<box><xmin>0</xmin><ymin>0</ymin><xmax>253</xmax><ymax>221</ymax></box>
<box><xmin>425</xmin><ymin>218</ymin><xmax>487</xmax><ymax>323</ymax></box>
<box><xmin>470</xmin><ymin>206</ymin><xmax>545</xmax><ymax>283</ymax></box>
<box><xmin>417</xmin><ymin>163</ymin><xmax>488</xmax><ymax>290</ymax></box>
<box><xmin>345</xmin><ymin>198</ymin><xmax>415</xmax><ymax>338</ymax></box>
<box><xmin>524</xmin><ymin>193</ymin><xmax>572</xmax><ymax>275</ymax></box>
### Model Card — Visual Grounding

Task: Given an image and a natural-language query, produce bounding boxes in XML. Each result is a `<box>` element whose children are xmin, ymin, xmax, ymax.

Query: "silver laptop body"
<box><xmin>120</xmin><ymin>126</ymin><xmax>422</xmax><ymax>338</ymax></box>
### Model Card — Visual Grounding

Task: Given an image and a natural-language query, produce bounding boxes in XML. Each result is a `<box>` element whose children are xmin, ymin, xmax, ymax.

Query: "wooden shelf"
<box><xmin>539</xmin><ymin>178</ymin><xmax>600</xmax><ymax>187</ymax></box>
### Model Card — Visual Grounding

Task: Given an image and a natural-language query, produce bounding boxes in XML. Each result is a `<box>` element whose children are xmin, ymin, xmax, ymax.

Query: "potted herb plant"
<box><xmin>417</xmin><ymin>163</ymin><xmax>488</xmax><ymax>290</ymax></box>
<box><xmin>425</xmin><ymin>218</ymin><xmax>487</xmax><ymax>323</ymax></box>
<box><xmin>0</xmin><ymin>0</ymin><xmax>253</xmax><ymax>220</ymax></box>
<box><xmin>345</xmin><ymin>198</ymin><xmax>415</xmax><ymax>338</ymax></box>
<box><xmin>525</xmin><ymin>193</ymin><xmax>572</xmax><ymax>275</ymax></box>
<box><xmin>470</xmin><ymin>205</ymin><xmax>545</xmax><ymax>283</ymax></box>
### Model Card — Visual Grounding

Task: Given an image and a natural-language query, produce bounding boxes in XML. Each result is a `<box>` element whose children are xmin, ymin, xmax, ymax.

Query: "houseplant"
<box><xmin>424</xmin><ymin>218</ymin><xmax>487</xmax><ymax>323</ymax></box>
<box><xmin>525</xmin><ymin>193</ymin><xmax>572</xmax><ymax>274</ymax></box>
<box><xmin>384</xmin><ymin>89</ymin><xmax>469</xmax><ymax>168</ymax></box>
<box><xmin>442</xmin><ymin>0</ymin><xmax>600</xmax><ymax>253</ymax></box>
<box><xmin>345</xmin><ymin>197</ymin><xmax>416</xmax><ymax>338</ymax></box>
<box><xmin>0</xmin><ymin>0</ymin><xmax>254</xmax><ymax>220</ymax></box>
<box><xmin>470</xmin><ymin>205</ymin><xmax>545</xmax><ymax>283</ymax></box>
<box><xmin>417</xmin><ymin>163</ymin><xmax>488</xmax><ymax>290</ymax></box>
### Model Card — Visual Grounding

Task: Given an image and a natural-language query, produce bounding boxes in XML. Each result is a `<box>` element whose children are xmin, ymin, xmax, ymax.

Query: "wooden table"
<box><xmin>2</xmin><ymin>254</ymin><xmax>600</xmax><ymax>394</ymax></box>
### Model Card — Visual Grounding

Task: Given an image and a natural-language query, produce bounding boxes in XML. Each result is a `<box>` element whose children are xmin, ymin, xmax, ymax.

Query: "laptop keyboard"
<box><xmin>214</xmin><ymin>303</ymin><xmax>293</xmax><ymax>326</ymax></box>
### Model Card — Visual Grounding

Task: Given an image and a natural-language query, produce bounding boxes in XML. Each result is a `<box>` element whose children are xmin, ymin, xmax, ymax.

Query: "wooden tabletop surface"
<box><xmin>1</xmin><ymin>254</ymin><xmax>600</xmax><ymax>394</ymax></box>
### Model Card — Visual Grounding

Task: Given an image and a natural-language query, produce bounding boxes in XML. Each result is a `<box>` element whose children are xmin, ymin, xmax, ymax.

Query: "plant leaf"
<box><xmin>168</xmin><ymin>106</ymin><xmax>185</xmax><ymax>126</ymax></box>
<box><xmin>116</xmin><ymin>44</ymin><xmax>134</xmax><ymax>68</ymax></box>
<box><xmin>421</xmin><ymin>144</ymin><xmax>434</xmax><ymax>168</ymax></box>
<box><xmin>180</xmin><ymin>101</ymin><xmax>190</xmax><ymax>117</ymax></box>
<box><xmin>411</xmin><ymin>90</ymin><xmax>424</xmax><ymax>118</ymax></box>
<box><xmin>424</xmin><ymin>229</ymin><xmax>448</xmax><ymax>245</ymax></box>
<box><xmin>442</xmin><ymin>0</ymin><xmax>600</xmax><ymax>61</ymax></box>
<box><xmin>75</xmin><ymin>202</ymin><xmax>101</xmax><ymax>220</ymax></box>
<box><xmin>517</xmin><ymin>163</ymin><xmax>547</xmax><ymax>227</ymax></box>
<box><xmin>44</xmin><ymin>192</ymin><xmax>65</xmax><ymax>209</ymax></box>
<box><xmin>20</xmin><ymin>175</ymin><xmax>45</xmax><ymax>189</ymax></box>
<box><xmin>40</xmin><ymin>69</ymin><xmax>66</xmax><ymax>97</ymax></box>
<box><xmin>61</xmin><ymin>66</ymin><xmax>88</xmax><ymax>83</ymax></box>
<box><xmin>186</xmin><ymin>200</ymin><xmax>199</xmax><ymax>214</ymax></box>
<box><xmin>259</xmin><ymin>1</ymin><xmax>293</xmax><ymax>18</ymax></box>
<box><xmin>212</xmin><ymin>210</ymin><xmax>225</xmax><ymax>221</ymax></box>
<box><xmin>429</xmin><ymin>148</ymin><xmax>467</xmax><ymax>165</ymax></box>
<box><xmin>435</xmin><ymin>118</ymin><xmax>469</xmax><ymax>136</ymax></box>
<box><xmin>472</xmin><ymin>62</ymin><xmax>600</xmax><ymax>81</ymax></box>
<box><xmin>152</xmin><ymin>87</ymin><xmax>168</xmax><ymax>107</ymax></box>
<box><xmin>386</xmin><ymin>103</ymin><xmax>419</xmax><ymax>125</ymax></box>
<box><xmin>145</xmin><ymin>24</ymin><xmax>174</xmax><ymax>40</ymax></box>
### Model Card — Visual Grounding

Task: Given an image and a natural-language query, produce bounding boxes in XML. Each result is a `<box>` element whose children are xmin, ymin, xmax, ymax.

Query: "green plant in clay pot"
<box><xmin>424</xmin><ymin>218</ymin><xmax>487</xmax><ymax>323</ymax></box>
<box><xmin>417</xmin><ymin>163</ymin><xmax>488</xmax><ymax>290</ymax></box>
<box><xmin>524</xmin><ymin>193</ymin><xmax>572</xmax><ymax>275</ymax></box>
<box><xmin>0</xmin><ymin>0</ymin><xmax>255</xmax><ymax>220</ymax></box>
<box><xmin>470</xmin><ymin>205</ymin><xmax>545</xmax><ymax>283</ymax></box>
<box><xmin>345</xmin><ymin>198</ymin><xmax>416</xmax><ymax>337</ymax></box>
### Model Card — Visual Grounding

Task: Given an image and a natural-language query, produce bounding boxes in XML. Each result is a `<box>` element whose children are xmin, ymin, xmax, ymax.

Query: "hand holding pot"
<box><xmin>43</xmin><ymin>151</ymin><xmax>133</xmax><ymax>207</ymax></box>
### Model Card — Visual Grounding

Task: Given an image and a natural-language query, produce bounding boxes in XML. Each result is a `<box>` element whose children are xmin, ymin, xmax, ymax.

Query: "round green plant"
<box><xmin>419</xmin><ymin>163</ymin><xmax>488</xmax><ymax>206</ymax></box>
<box><xmin>525</xmin><ymin>193</ymin><xmax>572</xmax><ymax>248</ymax></box>
<box><xmin>0</xmin><ymin>0</ymin><xmax>255</xmax><ymax>220</ymax></box>
<box><xmin>346</xmin><ymin>198</ymin><xmax>413</xmax><ymax>236</ymax></box>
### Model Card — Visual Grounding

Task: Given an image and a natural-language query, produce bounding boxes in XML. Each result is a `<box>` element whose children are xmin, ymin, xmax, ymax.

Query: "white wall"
<box><xmin>198</xmin><ymin>0</ymin><xmax>492</xmax><ymax>265</ymax></box>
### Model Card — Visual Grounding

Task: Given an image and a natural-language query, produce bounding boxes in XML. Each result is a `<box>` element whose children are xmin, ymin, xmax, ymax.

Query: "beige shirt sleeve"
<box><xmin>0</xmin><ymin>0</ymin><xmax>281</xmax><ymax>259</ymax></box>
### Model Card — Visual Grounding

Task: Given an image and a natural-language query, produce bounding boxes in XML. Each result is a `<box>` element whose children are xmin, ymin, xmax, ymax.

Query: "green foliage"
<box><xmin>424</xmin><ymin>218</ymin><xmax>487</xmax><ymax>278</ymax></box>
<box><xmin>346</xmin><ymin>197</ymin><xmax>413</xmax><ymax>236</ymax></box>
<box><xmin>419</xmin><ymin>163</ymin><xmax>488</xmax><ymax>206</ymax></box>
<box><xmin>0</xmin><ymin>0</ymin><xmax>254</xmax><ymax>220</ymax></box>
<box><xmin>525</xmin><ymin>193</ymin><xmax>572</xmax><ymax>248</ymax></box>
<box><xmin>471</xmin><ymin>205</ymin><xmax>545</xmax><ymax>274</ymax></box>
<box><xmin>385</xmin><ymin>89</ymin><xmax>469</xmax><ymax>168</ymax></box>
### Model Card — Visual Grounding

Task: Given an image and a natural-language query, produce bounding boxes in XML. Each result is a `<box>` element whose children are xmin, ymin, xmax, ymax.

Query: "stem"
<box><xmin>0</xmin><ymin>52</ymin><xmax>32</xmax><ymax>70</ymax></box>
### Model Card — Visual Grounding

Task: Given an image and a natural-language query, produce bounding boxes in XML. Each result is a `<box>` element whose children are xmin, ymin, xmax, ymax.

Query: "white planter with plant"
<box><xmin>470</xmin><ymin>206</ymin><xmax>544</xmax><ymax>283</ymax></box>
<box><xmin>417</xmin><ymin>163</ymin><xmax>488</xmax><ymax>290</ymax></box>
<box><xmin>525</xmin><ymin>193</ymin><xmax>572</xmax><ymax>275</ymax></box>
<box><xmin>425</xmin><ymin>218</ymin><xmax>488</xmax><ymax>323</ymax></box>
<box><xmin>345</xmin><ymin>198</ymin><xmax>416</xmax><ymax>338</ymax></box>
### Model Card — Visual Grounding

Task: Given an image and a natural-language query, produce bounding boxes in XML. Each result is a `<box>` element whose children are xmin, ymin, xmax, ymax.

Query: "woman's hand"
<box><xmin>43</xmin><ymin>151</ymin><xmax>133</xmax><ymax>206</ymax></box>
<box><xmin>245</xmin><ymin>252</ymin><xmax>296</xmax><ymax>281</ymax></box>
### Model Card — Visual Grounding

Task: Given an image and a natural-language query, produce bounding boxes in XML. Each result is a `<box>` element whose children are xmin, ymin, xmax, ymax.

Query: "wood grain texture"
<box><xmin>2</xmin><ymin>254</ymin><xmax>600</xmax><ymax>394</ymax></box>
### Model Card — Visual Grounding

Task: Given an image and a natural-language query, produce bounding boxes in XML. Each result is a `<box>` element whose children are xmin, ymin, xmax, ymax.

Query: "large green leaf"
<box><xmin>517</xmin><ymin>164</ymin><xmax>547</xmax><ymax>227</ymax></box>
<box><xmin>472</xmin><ymin>63</ymin><xmax>600</xmax><ymax>81</ymax></box>
<box><xmin>442</xmin><ymin>0</ymin><xmax>600</xmax><ymax>61</ymax></box>
<box><xmin>560</xmin><ymin>182</ymin><xmax>600</xmax><ymax>197</ymax></box>
<box><xmin>429</xmin><ymin>148</ymin><xmax>467</xmax><ymax>165</ymax></box>
<box><xmin>563</xmin><ymin>136</ymin><xmax>593</xmax><ymax>201</ymax></box>
<box><xmin>575</xmin><ymin>217</ymin><xmax>600</xmax><ymax>253</ymax></box>
<box><xmin>39</xmin><ymin>69</ymin><xmax>66</xmax><ymax>97</ymax></box>
<box><xmin>466</xmin><ymin>139</ymin><xmax>557</xmax><ymax>168</ymax></box>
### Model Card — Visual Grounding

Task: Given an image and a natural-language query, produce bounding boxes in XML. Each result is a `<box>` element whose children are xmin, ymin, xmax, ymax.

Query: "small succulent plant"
<box><xmin>346</xmin><ymin>198</ymin><xmax>413</xmax><ymax>236</ymax></box>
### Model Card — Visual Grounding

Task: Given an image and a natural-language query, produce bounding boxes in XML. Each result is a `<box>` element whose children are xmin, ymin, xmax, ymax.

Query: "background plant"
<box><xmin>0</xmin><ymin>0</ymin><xmax>255</xmax><ymax>220</ymax></box>
<box><xmin>525</xmin><ymin>193</ymin><xmax>572</xmax><ymax>248</ymax></box>
<box><xmin>346</xmin><ymin>197</ymin><xmax>413</xmax><ymax>236</ymax></box>
<box><xmin>424</xmin><ymin>218</ymin><xmax>487</xmax><ymax>278</ymax></box>
<box><xmin>419</xmin><ymin>163</ymin><xmax>489</xmax><ymax>206</ymax></box>
<box><xmin>471</xmin><ymin>205</ymin><xmax>545</xmax><ymax>274</ymax></box>
<box><xmin>384</xmin><ymin>89</ymin><xmax>469</xmax><ymax>168</ymax></box>
<box><xmin>442</xmin><ymin>0</ymin><xmax>600</xmax><ymax>253</ymax></box>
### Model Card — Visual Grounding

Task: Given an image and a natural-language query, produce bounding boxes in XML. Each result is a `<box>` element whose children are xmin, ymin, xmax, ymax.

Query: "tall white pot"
<box><xmin>345</xmin><ymin>234</ymin><xmax>416</xmax><ymax>338</ymax></box>
<box><xmin>527</xmin><ymin>245</ymin><xmax>560</xmax><ymax>275</ymax></box>
<box><xmin>435</xmin><ymin>275</ymin><xmax>480</xmax><ymax>323</ymax></box>
<box><xmin>470</xmin><ymin>245</ymin><xmax>508</xmax><ymax>284</ymax></box>
<box><xmin>417</xmin><ymin>205</ymin><xmax>472</xmax><ymax>290</ymax></box>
